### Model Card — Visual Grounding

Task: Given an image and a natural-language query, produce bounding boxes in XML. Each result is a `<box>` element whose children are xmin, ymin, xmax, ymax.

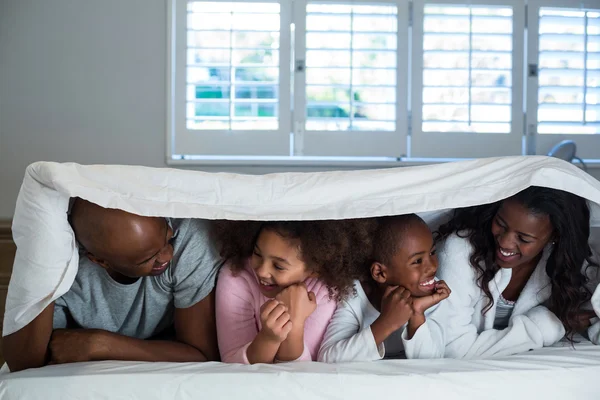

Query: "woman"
<box><xmin>435</xmin><ymin>186</ymin><xmax>599</xmax><ymax>358</ymax></box>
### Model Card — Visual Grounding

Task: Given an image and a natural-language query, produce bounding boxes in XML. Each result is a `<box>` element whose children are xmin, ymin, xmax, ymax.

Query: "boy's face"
<box><xmin>384</xmin><ymin>221</ymin><xmax>439</xmax><ymax>298</ymax></box>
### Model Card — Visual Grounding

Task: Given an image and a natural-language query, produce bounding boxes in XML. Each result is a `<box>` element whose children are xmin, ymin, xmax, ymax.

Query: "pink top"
<box><xmin>216</xmin><ymin>263</ymin><xmax>337</xmax><ymax>364</ymax></box>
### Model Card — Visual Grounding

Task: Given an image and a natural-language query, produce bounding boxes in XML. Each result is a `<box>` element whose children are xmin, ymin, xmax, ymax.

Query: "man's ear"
<box><xmin>86</xmin><ymin>252</ymin><xmax>110</xmax><ymax>270</ymax></box>
<box><xmin>370</xmin><ymin>262</ymin><xmax>388</xmax><ymax>284</ymax></box>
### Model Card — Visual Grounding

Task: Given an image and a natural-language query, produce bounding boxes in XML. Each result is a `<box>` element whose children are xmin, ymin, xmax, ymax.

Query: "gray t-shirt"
<box><xmin>53</xmin><ymin>218</ymin><xmax>222</xmax><ymax>339</ymax></box>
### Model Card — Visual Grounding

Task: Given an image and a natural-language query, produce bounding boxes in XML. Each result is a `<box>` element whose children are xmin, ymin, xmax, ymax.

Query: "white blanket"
<box><xmin>4</xmin><ymin>156</ymin><xmax>600</xmax><ymax>337</ymax></box>
<box><xmin>1</xmin><ymin>341</ymin><xmax>599</xmax><ymax>400</ymax></box>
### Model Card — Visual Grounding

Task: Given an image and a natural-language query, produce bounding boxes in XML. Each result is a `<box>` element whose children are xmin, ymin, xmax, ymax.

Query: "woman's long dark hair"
<box><xmin>436</xmin><ymin>186</ymin><xmax>598</xmax><ymax>339</ymax></box>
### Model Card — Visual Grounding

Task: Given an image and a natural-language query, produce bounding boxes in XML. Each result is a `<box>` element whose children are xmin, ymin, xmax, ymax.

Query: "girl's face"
<box><xmin>491</xmin><ymin>199</ymin><xmax>554</xmax><ymax>270</ymax></box>
<box><xmin>251</xmin><ymin>228</ymin><xmax>314</xmax><ymax>298</ymax></box>
<box><xmin>383</xmin><ymin>221</ymin><xmax>439</xmax><ymax>298</ymax></box>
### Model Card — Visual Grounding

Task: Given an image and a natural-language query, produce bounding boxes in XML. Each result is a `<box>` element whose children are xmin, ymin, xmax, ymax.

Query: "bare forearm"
<box><xmin>3</xmin><ymin>303</ymin><xmax>54</xmax><ymax>372</ymax></box>
<box><xmin>275</xmin><ymin>325</ymin><xmax>305</xmax><ymax>361</ymax></box>
<box><xmin>246</xmin><ymin>332</ymin><xmax>281</xmax><ymax>364</ymax></box>
<box><xmin>407</xmin><ymin>313</ymin><xmax>426</xmax><ymax>340</ymax></box>
<box><xmin>92</xmin><ymin>330</ymin><xmax>208</xmax><ymax>362</ymax></box>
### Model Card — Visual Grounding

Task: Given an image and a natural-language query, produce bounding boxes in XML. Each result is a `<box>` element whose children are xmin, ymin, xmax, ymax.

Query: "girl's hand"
<box><xmin>275</xmin><ymin>283</ymin><xmax>317</xmax><ymax>326</ymax></box>
<box><xmin>259</xmin><ymin>299</ymin><xmax>293</xmax><ymax>343</ymax></box>
<box><xmin>411</xmin><ymin>280</ymin><xmax>451</xmax><ymax>316</ymax></box>
<box><xmin>378</xmin><ymin>285</ymin><xmax>414</xmax><ymax>332</ymax></box>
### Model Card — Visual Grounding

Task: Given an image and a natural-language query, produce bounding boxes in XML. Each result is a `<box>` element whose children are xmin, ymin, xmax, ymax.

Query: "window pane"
<box><xmin>235</xmin><ymin>85</ymin><xmax>278</xmax><ymax>99</ymax></box>
<box><xmin>537</xmin><ymin>8</ymin><xmax>600</xmax><ymax>134</ymax></box>
<box><xmin>306</xmin><ymin>50</ymin><xmax>351</xmax><ymax>67</ymax></box>
<box><xmin>306</xmin><ymin>86</ymin><xmax>351</xmax><ymax>102</ymax></box>
<box><xmin>234</xmin><ymin>103</ymin><xmax>277</xmax><ymax>117</ymax></box>
<box><xmin>352</xmin><ymin>51</ymin><xmax>396</xmax><ymax>68</ymax></box>
<box><xmin>306</xmin><ymin>33</ymin><xmax>351</xmax><ymax>49</ymax></box>
<box><xmin>186</xmin><ymin>1</ymin><xmax>280</xmax><ymax>131</ymax></box>
<box><xmin>232</xmin><ymin>50</ymin><xmax>279</xmax><ymax>66</ymax></box>
<box><xmin>422</xmin><ymin>5</ymin><xmax>513</xmax><ymax>133</ymax></box>
<box><xmin>189</xmin><ymin>84</ymin><xmax>231</xmax><ymax>100</ymax></box>
<box><xmin>233</xmin><ymin>32</ymin><xmax>280</xmax><ymax>48</ymax></box>
<box><xmin>305</xmin><ymin>2</ymin><xmax>398</xmax><ymax>132</ymax></box>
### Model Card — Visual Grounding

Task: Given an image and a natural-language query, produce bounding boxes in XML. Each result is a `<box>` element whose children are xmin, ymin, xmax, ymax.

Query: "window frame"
<box><xmin>526</xmin><ymin>0</ymin><xmax>600</xmax><ymax>159</ymax></box>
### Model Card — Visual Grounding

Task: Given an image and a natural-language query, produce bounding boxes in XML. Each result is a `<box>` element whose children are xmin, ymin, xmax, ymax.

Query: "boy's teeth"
<box><xmin>420</xmin><ymin>278</ymin><xmax>434</xmax><ymax>286</ymax></box>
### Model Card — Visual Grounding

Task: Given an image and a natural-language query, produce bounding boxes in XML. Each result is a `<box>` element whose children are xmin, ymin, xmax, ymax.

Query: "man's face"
<box><xmin>88</xmin><ymin>217</ymin><xmax>175</xmax><ymax>280</ymax></box>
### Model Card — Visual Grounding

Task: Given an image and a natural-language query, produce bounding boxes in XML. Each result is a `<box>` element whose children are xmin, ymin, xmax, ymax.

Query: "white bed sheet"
<box><xmin>1</xmin><ymin>341</ymin><xmax>599</xmax><ymax>400</ymax></box>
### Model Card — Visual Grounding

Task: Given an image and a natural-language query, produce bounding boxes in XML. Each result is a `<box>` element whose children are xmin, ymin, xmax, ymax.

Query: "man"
<box><xmin>3</xmin><ymin>198</ymin><xmax>222</xmax><ymax>371</ymax></box>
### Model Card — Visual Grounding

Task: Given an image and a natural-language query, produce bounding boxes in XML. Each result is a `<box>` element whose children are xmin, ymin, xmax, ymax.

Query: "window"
<box><xmin>421</xmin><ymin>5</ymin><xmax>512</xmax><ymax>134</ymax></box>
<box><xmin>167</xmin><ymin>0</ymin><xmax>600</xmax><ymax>164</ymax></box>
<box><xmin>186</xmin><ymin>2</ymin><xmax>281</xmax><ymax>131</ymax></box>
<box><xmin>169</xmin><ymin>0</ymin><xmax>291</xmax><ymax>157</ymax></box>
<box><xmin>527</xmin><ymin>0</ymin><xmax>600</xmax><ymax>159</ymax></box>
<box><xmin>410</xmin><ymin>0</ymin><xmax>524</xmax><ymax>158</ymax></box>
<box><xmin>294</xmin><ymin>2</ymin><xmax>408</xmax><ymax>157</ymax></box>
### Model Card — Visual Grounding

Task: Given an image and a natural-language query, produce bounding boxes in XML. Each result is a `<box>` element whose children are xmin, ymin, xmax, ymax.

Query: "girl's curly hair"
<box><xmin>436</xmin><ymin>186</ymin><xmax>599</xmax><ymax>339</ymax></box>
<box><xmin>210</xmin><ymin>218</ymin><xmax>378</xmax><ymax>301</ymax></box>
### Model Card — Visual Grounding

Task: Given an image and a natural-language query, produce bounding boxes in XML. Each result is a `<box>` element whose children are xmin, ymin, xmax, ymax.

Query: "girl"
<box><xmin>318</xmin><ymin>214</ymin><xmax>451</xmax><ymax>362</ymax></box>
<box><xmin>435</xmin><ymin>186</ymin><xmax>600</xmax><ymax>358</ymax></box>
<box><xmin>211</xmin><ymin>219</ymin><xmax>376</xmax><ymax>364</ymax></box>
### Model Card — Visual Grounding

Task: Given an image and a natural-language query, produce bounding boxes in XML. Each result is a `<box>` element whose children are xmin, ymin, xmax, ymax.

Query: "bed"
<box><xmin>1</xmin><ymin>156</ymin><xmax>600</xmax><ymax>399</ymax></box>
<box><xmin>1</xmin><ymin>340</ymin><xmax>599</xmax><ymax>400</ymax></box>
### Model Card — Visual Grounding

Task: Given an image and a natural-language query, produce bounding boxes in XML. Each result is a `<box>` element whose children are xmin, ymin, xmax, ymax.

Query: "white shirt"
<box><xmin>318</xmin><ymin>281</ymin><xmax>444</xmax><ymax>362</ymax></box>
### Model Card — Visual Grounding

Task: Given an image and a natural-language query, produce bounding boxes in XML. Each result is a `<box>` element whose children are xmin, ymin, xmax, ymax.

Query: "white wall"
<box><xmin>1</xmin><ymin>1</ymin><xmax>599</xmax><ymax>219</ymax></box>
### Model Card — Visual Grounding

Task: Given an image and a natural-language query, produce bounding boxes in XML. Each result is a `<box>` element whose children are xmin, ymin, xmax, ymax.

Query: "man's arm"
<box><xmin>48</xmin><ymin>292</ymin><xmax>219</xmax><ymax>364</ymax></box>
<box><xmin>174</xmin><ymin>289</ymin><xmax>219</xmax><ymax>361</ymax></box>
<box><xmin>3</xmin><ymin>302</ymin><xmax>55</xmax><ymax>372</ymax></box>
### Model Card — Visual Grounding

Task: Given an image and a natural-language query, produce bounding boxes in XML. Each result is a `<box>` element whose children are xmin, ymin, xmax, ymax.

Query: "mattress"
<box><xmin>1</xmin><ymin>340</ymin><xmax>599</xmax><ymax>400</ymax></box>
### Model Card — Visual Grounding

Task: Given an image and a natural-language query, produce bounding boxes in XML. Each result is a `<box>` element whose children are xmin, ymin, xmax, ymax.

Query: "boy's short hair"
<box><xmin>372</xmin><ymin>214</ymin><xmax>426</xmax><ymax>266</ymax></box>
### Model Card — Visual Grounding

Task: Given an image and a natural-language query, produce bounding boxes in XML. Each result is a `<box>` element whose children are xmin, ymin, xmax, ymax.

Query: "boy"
<box><xmin>318</xmin><ymin>214</ymin><xmax>450</xmax><ymax>362</ymax></box>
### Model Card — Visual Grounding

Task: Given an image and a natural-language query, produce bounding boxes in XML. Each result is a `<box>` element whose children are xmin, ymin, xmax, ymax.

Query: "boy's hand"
<box><xmin>411</xmin><ymin>280</ymin><xmax>451</xmax><ymax>316</ymax></box>
<box><xmin>275</xmin><ymin>283</ymin><xmax>317</xmax><ymax>326</ymax></box>
<box><xmin>379</xmin><ymin>285</ymin><xmax>414</xmax><ymax>331</ymax></box>
<box><xmin>370</xmin><ymin>286</ymin><xmax>414</xmax><ymax>345</ymax></box>
<box><xmin>259</xmin><ymin>299</ymin><xmax>293</xmax><ymax>343</ymax></box>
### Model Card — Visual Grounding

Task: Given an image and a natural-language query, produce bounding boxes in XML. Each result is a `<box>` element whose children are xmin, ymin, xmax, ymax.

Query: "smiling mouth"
<box><xmin>152</xmin><ymin>261</ymin><xmax>169</xmax><ymax>272</ymax></box>
<box><xmin>419</xmin><ymin>278</ymin><xmax>435</xmax><ymax>287</ymax></box>
<box><xmin>259</xmin><ymin>279</ymin><xmax>278</xmax><ymax>290</ymax></box>
<box><xmin>496</xmin><ymin>245</ymin><xmax>520</xmax><ymax>263</ymax></box>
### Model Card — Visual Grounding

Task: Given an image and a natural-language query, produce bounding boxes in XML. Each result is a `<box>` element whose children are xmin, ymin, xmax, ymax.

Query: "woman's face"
<box><xmin>490</xmin><ymin>199</ymin><xmax>554</xmax><ymax>270</ymax></box>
